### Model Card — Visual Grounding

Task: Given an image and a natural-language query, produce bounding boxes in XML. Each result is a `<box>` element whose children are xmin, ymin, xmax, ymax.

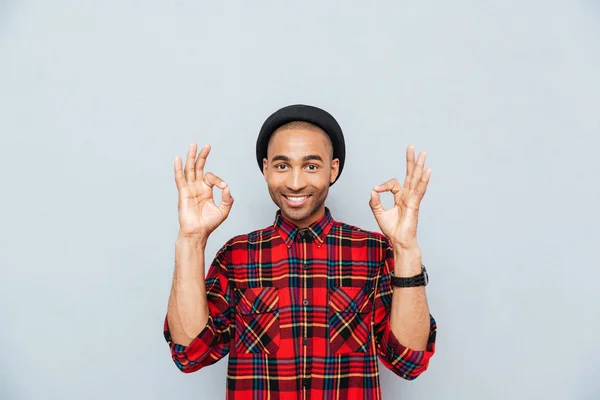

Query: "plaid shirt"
<box><xmin>164</xmin><ymin>208</ymin><xmax>437</xmax><ymax>399</ymax></box>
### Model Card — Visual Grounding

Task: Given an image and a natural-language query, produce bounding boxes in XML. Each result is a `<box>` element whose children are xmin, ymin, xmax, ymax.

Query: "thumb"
<box><xmin>369</xmin><ymin>190</ymin><xmax>385</xmax><ymax>218</ymax></box>
<box><xmin>218</xmin><ymin>185</ymin><xmax>234</xmax><ymax>217</ymax></box>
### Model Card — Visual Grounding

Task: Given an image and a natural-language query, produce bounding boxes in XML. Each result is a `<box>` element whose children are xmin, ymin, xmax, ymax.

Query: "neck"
<box><xmin>283</xmin><ymin>206</ymin><xmax>325</xmax><ymax>228</ymax></box>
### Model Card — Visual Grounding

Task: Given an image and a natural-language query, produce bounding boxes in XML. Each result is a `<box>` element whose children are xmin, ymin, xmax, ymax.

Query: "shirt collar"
<box><xmin>274</xmin><ymin>207</ymin><xmax>334</xmax><ymax>247</ymax></box>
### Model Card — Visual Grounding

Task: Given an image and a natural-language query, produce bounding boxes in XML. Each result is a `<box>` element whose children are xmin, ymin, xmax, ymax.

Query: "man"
<box><xmin>164</xmin><ymin>104</ymin><xmax>437</xmax><ymax>399</ymax></box>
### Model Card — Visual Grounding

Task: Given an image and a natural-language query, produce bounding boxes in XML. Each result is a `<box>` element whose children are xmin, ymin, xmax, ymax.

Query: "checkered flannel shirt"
<box><xmin>164</xmin><ymin>207</ymin><xmax>437</xmax><ymax>399</ymax></box>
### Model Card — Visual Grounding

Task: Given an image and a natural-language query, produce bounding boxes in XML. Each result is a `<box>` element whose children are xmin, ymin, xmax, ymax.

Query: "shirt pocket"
<box><xmin>328</xmin><ymin>286</ymin><xmax>374</xmax><ymax>354</ymax></box>
<box><xmin>234</xmin><ymin>286</ymin><xmax>280</xmax><ymax>355</ymax></box>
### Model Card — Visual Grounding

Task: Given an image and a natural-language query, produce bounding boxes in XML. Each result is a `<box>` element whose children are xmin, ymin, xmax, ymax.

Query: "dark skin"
<box><xmin>167</xmin><ymin>129</ymin><xmax>337</xmax><ymax>346</ymax></box>
<box><xmin>169</xmin><ymin>129</ymin><xmax>431</xmax><ymax>351</ymax></box>
<box><xmin>262</xmin><ymin>127</ymin><xmax>339</xmax><ymax>228</ymax></box>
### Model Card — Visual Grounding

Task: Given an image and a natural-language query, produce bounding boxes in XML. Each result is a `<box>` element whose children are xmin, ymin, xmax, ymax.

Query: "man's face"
<box><xmin>263</xmin><ymin>126</ymin><xmax>339</xmax><ymax>227</ymax></box>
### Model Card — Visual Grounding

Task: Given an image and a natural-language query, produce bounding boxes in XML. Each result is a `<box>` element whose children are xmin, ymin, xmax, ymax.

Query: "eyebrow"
<box><xmin>271</xmin><ymin>154</ymin><xmax>324</xmax><ymax>163</ymax></box>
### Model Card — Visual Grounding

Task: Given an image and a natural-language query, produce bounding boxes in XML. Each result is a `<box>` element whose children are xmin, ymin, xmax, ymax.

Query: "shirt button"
<box><xmin>303</xmin><ymin>299</ymin><xmax>308</xmax><ymax>306</ymax></box>
<box><xmin>303</xmin><ymin>339</ymin><xmax>308</xmax><ymax>345</ymax></box>
<box><xmin>303</xmin><ymin>264</ymin><xmax>307</xmax><ymax>270</ymax></box>
<box><xmin>299</xmin><ymin>230</ymin><xmax>305</xmax><ymax>237</ymax></box>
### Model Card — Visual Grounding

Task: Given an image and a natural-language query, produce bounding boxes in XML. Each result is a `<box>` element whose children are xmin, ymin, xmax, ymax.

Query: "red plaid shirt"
<box><xmin>164</xmin><ymin>208</ymin><xmax>437</xmax><ymax>399</ymax></box>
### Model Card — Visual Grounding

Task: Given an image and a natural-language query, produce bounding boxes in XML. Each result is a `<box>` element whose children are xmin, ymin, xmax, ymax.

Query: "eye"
<box><xmin>275</xmin><ymin>164</ymin><xmax>288</xmax><ymax>170</ymax></box>
<box><xmin>306</xmin><ymin>164</ymin><xmax>319</xmax><ymax>171</ymax></box>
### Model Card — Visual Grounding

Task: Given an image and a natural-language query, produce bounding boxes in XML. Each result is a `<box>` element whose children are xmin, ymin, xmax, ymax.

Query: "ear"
<box><xmin>330</xmin><ymin>158</ymin><xmax>340</xmax><ymax>184</ymax></box>
<box><xmin>262</xmin><ymin>158</ymin><xmax>268</xmax><ymax>180</ymax></box>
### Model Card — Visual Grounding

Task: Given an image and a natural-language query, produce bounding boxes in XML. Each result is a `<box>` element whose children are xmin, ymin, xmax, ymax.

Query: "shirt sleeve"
<box><xmin>163</xmin><ymin>244</ymin><xmax>232</xmax><ymax>373</ymax></box>
<box><xmin>373</xmin><ymin>238</ymin><xmax>437</xmax><ymax>380</ymax></box>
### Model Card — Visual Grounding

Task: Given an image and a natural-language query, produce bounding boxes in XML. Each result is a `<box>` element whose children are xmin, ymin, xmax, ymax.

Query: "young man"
<box><xmin>164</xmin><ymin>104</ymin><xmax>437</xmax><ymax>399</ymax></box>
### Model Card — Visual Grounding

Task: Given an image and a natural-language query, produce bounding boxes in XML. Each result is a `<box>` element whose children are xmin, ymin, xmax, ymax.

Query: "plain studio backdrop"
<box><xmin>1</xmin><ymin>1</ymin><xmax>599</xmax><ymax>399</ymax></box>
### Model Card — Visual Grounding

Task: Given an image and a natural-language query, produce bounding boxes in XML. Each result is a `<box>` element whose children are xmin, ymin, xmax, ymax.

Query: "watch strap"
<box><xmin>391</xmin><ymin>264</ymin><xmax>428</xmax><ymax>287</ymax></box>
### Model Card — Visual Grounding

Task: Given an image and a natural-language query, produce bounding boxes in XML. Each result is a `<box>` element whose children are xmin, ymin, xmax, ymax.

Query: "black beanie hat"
<box><xmin>256</xmin><ymin>104</ymin><xmax>346</xmax><ymax>185</ymax></box>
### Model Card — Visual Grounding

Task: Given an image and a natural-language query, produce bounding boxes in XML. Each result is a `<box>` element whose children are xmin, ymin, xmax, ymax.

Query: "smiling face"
<box><xmin>262</xmin><ymin>121</ymin><xmax>339</xmax><ymax>228</ymax></box>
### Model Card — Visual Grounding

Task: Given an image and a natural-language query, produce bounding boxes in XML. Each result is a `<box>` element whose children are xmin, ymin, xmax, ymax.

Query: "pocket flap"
<box><xmin>329</xmin><ymin>286</ymin><xmax>373</xmax><ymax>314</ymax></box>
<box><xmin>235</xmin><ymin>287</ymin><xmax>279</xmax><ymax>315</ymax></box>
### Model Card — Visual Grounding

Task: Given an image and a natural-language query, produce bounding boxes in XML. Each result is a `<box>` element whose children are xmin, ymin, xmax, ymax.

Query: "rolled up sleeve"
<box><xmin>163</xmin><ymin>245</ymin><xmax>232</xmax><ymax>373</ymax></box>
<box><xmin>373</xmin><ymin>240</ymin><xmax>437</xmax><ymax>380</ymax></box>
<box><xmin>377</xmin><ymin>311</ymin><xmax>437</xmax><ymax>380</ymax></box>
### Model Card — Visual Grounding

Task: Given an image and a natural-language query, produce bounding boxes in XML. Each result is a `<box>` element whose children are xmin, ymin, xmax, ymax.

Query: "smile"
<box><xmin>282</xmin><ymin>195</ymin><xmax>311</xmax><ymax>207</ymax></box>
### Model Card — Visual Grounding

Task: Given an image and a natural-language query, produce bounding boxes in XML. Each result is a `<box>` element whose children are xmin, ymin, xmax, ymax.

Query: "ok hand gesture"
<box><xmin>369</xmin><ymin>145</ymin><xmax>432</xmax><ymax>250</ymax></box>
<box><xmin>174</xmin><ymin>143</ymin><xmax>234</xmax><ymax>240</ymax></box>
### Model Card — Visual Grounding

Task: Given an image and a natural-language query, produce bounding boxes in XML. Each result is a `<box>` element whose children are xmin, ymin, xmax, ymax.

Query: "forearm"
<box><xmin>389</xmin><ymin>246</ymin><xmax>431</xmax><ymax>351</ymax></box>
<box><xmin>167</xmin><ymin>233</ymin><xmax>209</xmax><ymax>346</ymax></box>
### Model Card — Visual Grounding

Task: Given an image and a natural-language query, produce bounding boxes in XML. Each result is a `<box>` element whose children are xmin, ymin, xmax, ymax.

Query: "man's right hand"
<box><xmin>174</xmin><ymin>143</ymin><xmax>234</xmax><ymax>240</ymax></box>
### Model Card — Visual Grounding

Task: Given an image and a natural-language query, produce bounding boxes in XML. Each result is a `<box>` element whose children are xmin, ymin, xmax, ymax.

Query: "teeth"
<box><xmin>287</xmin><ymin>196</ymin><xmax>307</xmax><ymax>203</ymax></box>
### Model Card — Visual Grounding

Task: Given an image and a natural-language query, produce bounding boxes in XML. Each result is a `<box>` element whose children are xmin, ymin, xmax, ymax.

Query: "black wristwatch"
<box><xmin>391</xmin><ymin>264</ymin><xmax>429</xmax><ymax>287</ymax></box>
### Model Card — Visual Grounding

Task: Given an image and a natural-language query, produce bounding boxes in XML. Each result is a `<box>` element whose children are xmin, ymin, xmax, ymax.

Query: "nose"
<box><xmin>286</xmin><ymin>168</ymin><xmax>307</xmax><ymax>192</ymax></box>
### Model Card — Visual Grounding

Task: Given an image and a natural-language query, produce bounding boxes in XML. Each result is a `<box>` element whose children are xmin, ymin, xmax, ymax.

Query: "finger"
<box><xmin>195</xmin><ymin>144</ymin><xmax>211</xmax><ymax>180</ymax></box>
<box><xmin>403</xmin><ymin>145</ymin><xmax>416</xmax><ymax>190</ymax></box>
<box><xmin>410</xmin><ymin>150</ymin><xmax>426</xmax><ymax>191</ymax></box>
<box><xmin>369</xmin><ymin>189</ymin><xmax>385</xmax><ymax>218</ymax></box>
<box><xmin>174</xmin><ymin>156</ymin><xmax>187</xmax><ymax>192</ymax></box>
<box><xmin>373</xmin><ymin>178</ymin><xmax>401</xmax><ymax>194</ymax></box>
<box><xmin>203</xmin><ymin>172</ymin><xmax>228</xmax><ymax>189</ymax></box>
<box><xmin>373</xmin><ymin>178</ymin><xmax>402</xmax><ymax>204</ymax></box>
<box><xmin>414</xmin><ymin>168</ymin><xmax>432</xmax><ymax>202</ymax></box>
<box><xmin>185</xmin><ymin>143</ymin><xmax>197</xmax><ymax>182</ymax></box>
<box><xmin>218</xmin><ymin>186</ymin><xmax>234</xmax><ymax>217</ymax></box>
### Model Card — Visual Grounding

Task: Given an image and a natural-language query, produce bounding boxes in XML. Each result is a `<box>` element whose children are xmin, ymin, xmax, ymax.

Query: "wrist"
<box><xmin>390</xmin><ymin>236</ymin><xmax>419</xmax><ymax>252</ymax></box>
<box><xmin>392</xmin><ymin>246</ymin><xmax>422</xmax><ymax>277</ymax></box>
<box><xmin>176</xmin><ymin>232</ymin><xmax>208</xmax><ymax>248</ymax></box>
<box><xmin>392</xmin><ymin>244</ymin><xmax>421</xmax><ymax>258</ymax></box>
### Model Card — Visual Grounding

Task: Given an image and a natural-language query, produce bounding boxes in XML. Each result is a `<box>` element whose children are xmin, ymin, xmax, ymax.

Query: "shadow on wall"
<box><xmin>0</xmin><ymin>373</ymin><xmax>21</xmax><ymax>400</ymax></box>
<box><xmin>0</xmin><ymin>2</ymin><xmax>19</xmax><ymax>36</ymax></box>
<box><xmin>579</xmin><ymin>355</ymin><xmax>600</xmax><ymax>400</ymax></box>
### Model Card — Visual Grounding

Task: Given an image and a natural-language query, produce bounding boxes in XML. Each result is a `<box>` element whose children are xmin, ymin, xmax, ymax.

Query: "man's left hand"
<box><xmin>369</xmin><ymin>145</ymin><xmax>432</xmax><ymax>250</ymax></box>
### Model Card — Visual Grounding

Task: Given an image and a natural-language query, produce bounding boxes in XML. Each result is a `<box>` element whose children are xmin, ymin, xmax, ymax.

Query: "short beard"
<box><xmin>268</xmin><ymin>187</ymin><xmax>328</xmax><ymax>226</ymax></box>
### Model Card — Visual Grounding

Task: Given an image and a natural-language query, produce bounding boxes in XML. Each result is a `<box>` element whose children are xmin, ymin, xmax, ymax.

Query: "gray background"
<box><xmin>1</xmin><ymin>1</ymin><xmax>599</xmax><ymax>399</ymax></box>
